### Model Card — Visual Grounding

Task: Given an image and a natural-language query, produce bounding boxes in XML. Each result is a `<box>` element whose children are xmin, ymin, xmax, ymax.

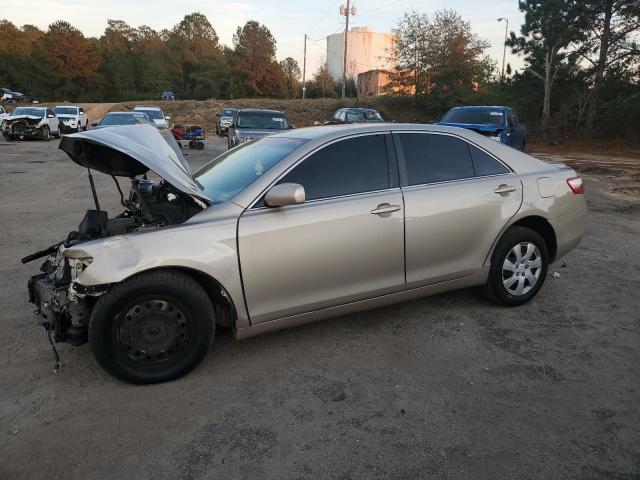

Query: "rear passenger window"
<box><xmin>469</xmin><ymin>144</ymin><xmax>510</xmax><ymax>176</ymax></box>
<box><xmin>398</xmin><ymin>133</ymin><xmax>474</xmax><ymax>185</ymax></box>
<box><xmin>280</xmin><ymin>134</ymin><xmax>390</xmax><ymax>201</ymax></box>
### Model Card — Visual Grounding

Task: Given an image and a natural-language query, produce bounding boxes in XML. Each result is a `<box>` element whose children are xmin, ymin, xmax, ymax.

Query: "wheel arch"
<box><xmin>116</xmin><ymin>266</ymin><xmax>238</xmax><ymax>329</ymax></box>
<box><xmin>511</xmin><ymin>215</ymin><xmax>558</xmax><ymax>262</ymax></box>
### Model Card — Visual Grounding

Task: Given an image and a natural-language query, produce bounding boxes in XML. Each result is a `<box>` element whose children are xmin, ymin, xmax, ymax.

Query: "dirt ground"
<box><xmin>0</xmin><ymin>134</ymin><xmax>639</xmax><ymax>480</ymax></box>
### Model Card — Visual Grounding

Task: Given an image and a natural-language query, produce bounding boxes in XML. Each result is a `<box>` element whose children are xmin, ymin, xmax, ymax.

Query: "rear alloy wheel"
<box><xmin>484</xmin><ymin>226</ymin><xmax>549</xmax><ymax>306</ymax></box>
<box><xmin>89</xmin><ymin>270</ymin><xmax>215</xmax><ymax>384</ymax></box>
<box><xmin>41</xmin><ymin>125</ymin><xmax>50</xmax><ymax>141</ymax></box>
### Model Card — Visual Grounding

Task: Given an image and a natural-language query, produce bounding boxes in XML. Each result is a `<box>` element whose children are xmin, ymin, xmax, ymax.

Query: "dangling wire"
<box><xmin>46</xmin><ymin>323</ymin><xmax>63</xmax><ymax>373</ymax></box>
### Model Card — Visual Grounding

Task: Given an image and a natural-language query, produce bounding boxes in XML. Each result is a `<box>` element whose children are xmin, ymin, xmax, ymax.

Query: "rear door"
<box><xmin>238</xmin><ymin>133</ymin><xmax>405</xmax><ymax>324</ymax></box>
<box><xmin>395</xmin><ymin>131</ymin><xmax>522</xmax><ymax>287</ymax></box>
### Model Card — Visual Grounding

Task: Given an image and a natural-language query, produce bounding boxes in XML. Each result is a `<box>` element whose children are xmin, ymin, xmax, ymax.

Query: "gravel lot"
<box><xmin>1</xmin><ymin>135</ymin><xmax>639</xmax><ymax>480</ymax></box>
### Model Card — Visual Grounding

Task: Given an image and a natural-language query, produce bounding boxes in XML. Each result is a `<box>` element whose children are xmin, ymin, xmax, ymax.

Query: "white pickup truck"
<box><xmin>52</xmin><ymin>105</ymin><xmax>89</xmax><ymax>133</ymax></box>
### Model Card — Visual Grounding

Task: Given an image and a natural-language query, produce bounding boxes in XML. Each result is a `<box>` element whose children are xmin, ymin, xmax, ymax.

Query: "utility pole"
<box><xmin>302</xmin><ymin>33</ymin><xmax>307</xmax><ymax>100</ymax></box>
<box><xmin>497</xmin><ymin>17</ymin><xmax>509</xmax><ymax>80</ymax></box>
<box><xmin>340</xmin><ymin>1</ymin><xmax>356</xmax><ymax>99</ymax></box>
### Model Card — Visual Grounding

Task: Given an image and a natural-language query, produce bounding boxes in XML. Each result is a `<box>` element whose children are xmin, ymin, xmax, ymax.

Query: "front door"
<box><xmin>238</xmin><ymin>133</ymin><xmax>405</xmax><ymax>324</ymax></box>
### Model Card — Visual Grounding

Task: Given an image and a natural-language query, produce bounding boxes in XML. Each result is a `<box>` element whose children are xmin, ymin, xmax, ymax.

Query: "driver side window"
<box><xmin>279</xmin><ymin>134</ymin><xmax>392</xmax><ymax>201</ymax></box>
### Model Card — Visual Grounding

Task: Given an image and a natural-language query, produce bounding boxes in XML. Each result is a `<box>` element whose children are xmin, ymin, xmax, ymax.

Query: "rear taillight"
<box><xmin>566</xmin><ymin>176</ymin><xmax>584</xmax><ymax>194</ymax></box>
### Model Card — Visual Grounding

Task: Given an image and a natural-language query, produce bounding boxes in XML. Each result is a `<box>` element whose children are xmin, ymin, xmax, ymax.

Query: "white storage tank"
<box><xmin>326</xmin><ymin>27</ymin><xmax>394</xmax><ymax>80</ymax></box>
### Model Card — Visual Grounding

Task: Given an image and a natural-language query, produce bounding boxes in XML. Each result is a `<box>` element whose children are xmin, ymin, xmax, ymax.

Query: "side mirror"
<box><xmin>91</xmin><ymin>122</ymin><xmax>98</xmax><ymax>127</ymax></box>
<box><xmin>165</xmin><ymin>115</ymin><xmax>171</xmax><ymax>120</ymax></box>
<box><xmin>47</xmin><ymin>114</ymin><xmax>55</xmax><ymax>118</ymax></box>
<box><xmin>264</xmin><ymin>183</ymin><xmax>305</xmax><ymax>207</ymax></box>
<box><xmin>80</xmin><ymin>111</ymin><xmax>85</xmax><ymax>115</ymax></box>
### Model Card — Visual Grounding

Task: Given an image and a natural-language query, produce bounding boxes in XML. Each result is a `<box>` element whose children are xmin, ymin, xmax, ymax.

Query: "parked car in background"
<box><xmin>437</xmin><ymin>106</ymin><xmax>527</xmax><ymax>151</ymax></box>
<box><xmin>91</xmin><ymin>111</ymin><xmax>154</xmax><ymax>128</ymax></box>
<box><xmin>0</xmin><ymin>105</ymin><xmax>9</xmax><ymax>123</ymax></box>
<box><xmin>161</xmin><ymin>91</ymin><xmax>176</xmax><ymax>101</ymax></box>
<box><xmin>215</xmin><ymin>108</ymin><xmax>237</xmax><ymax>136</ymax></box>
<box><xmin>23</xmin><ymin>123</ymin><xmax>585</xmax><ymax>383</ymax></box>
<box><xmin>330</xmin><ymin>108</ymin><xmax>385</xmax><ymax>124</ymax></box>
<box><xmin>0</xmin><ymin>88</ymin><xmax>38</xmax><ymax>104</ymax></box>
<box><xmin>227</xmin><ymin>109</ymin><xmax>291</xmax><ymax>149</ymax></box>
<box><xmin>53</xmin><ymin>105</ymin><xmax>89</xmax><ymax>133</ymax></box>
<box><xmin>133</xmin><ymin>106</ymin><xmax>170</xmax><ymax>129</ymax></box>
<box><xmin>1</xmin><ymin>107</ymin><xmax>60</xmax><ymax>140</ymax></box>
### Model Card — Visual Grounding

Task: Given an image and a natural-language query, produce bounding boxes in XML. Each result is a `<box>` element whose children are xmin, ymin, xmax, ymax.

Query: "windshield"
<box><xmin>11</xmin><ymin>108</ymin><xmax>44</xmax><ymax>117</ymax></box>
<box><xmin>99</xmin><ymin>113</ymin><xmax>146</xmax><ymax>126</ymax></box>
<box><xmin>135</xmin><ymin>109</ymin><xmax>165</xmax><ymax>120</ymax></box>
<box><xmin>442</xmin><ymin>108</ymin><xmax>505</xmax><ymax>126</ymax></box>
<box><xmin>194</xmin><ymin>137</ymin><xmax>307</xmax><ymax>204</ymax></box>
<box><xmin>53</xmin><ymin>107</ymin><xmax>77</xmax><ymax>115</ymax></box>
<box><xmin>237</xmin><ymin>112</ymin><xmax>289</xmax><ymax>129</ymax></box>
<box><xmin>221</xmin><ymin>109</ymin><xmax>235</xmax><ymax>117</ymax></box>
<box><xmin>346</xmin><ymin>110</ymin><xmax>384</xmax><ymax>123</ymax></box>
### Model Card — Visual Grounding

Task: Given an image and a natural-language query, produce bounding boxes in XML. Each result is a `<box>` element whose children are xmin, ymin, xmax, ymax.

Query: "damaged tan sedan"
<box><xmin>24</xmin><ymin>123</ymin><xmax>586</xmax><ymax>384</ymax></box>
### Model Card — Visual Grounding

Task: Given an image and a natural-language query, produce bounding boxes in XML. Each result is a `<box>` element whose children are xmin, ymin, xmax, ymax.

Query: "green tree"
<box><xmin>232</xmin><ymin>20</ymin><xmax>284</xmax><ymax>96</ymax></box>
<box><xmin>279</xmin><ymin>57</ymin><xmax>301</xmax><ymax>98</ymax></box>
<box><xmin>391</xmin><ymin>9</ymin><xmax>490</xmax><ymax>100</ymax></box>
<box><xmin>34</xmin><ymin>21</ymin><xmax>97</xmax><ymax>99</ymax></box>
<box><xmin>168</xmin><ymin>12</ymin><xmax>222</xmax><ymax>99</ymax></box>
<box><xmin>578</xmin><ymin>0</ymin><xmax>640</xmax><ymax>130</ymax></box>
<box><xmin>507</xmin><ymin>0</ymin><xmax>588</xmax><ymax>134</ymax></box>
<box><xmin>312</xmin><ymin>61</ymin><xmax>335</xmax><ymax>98</ymax></box>
<box><xmin>390</xmin><ymin>10</ymin><xmax>430</xmax><ymax>96</ymax></box>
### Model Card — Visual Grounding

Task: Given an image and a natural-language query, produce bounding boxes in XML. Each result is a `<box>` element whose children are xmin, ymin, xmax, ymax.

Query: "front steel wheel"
<box><xmin>484</xmin><ymin>226</ymin><xmax>549</xmax><ymax>306</ymax></box>
<box><xmin>89</xmin><ymin>270</ymin><xmax>215</xmax><ymax>384</ymax></box>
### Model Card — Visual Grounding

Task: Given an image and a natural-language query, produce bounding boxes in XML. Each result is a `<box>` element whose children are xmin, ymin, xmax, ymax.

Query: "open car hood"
<box><xmin>59</xmin><ymin>124</ymin><xmax>211</xmax><ymax>203</ymax></box>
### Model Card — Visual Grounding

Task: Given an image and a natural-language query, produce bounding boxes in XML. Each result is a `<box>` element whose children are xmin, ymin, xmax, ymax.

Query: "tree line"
<box><xmin>391</xmin><ymin>1</ymin><xmax>640</xmax><ymax>140</ymax></box>
<box><xmin>1</xmin><ymin>1</ymin><xmax>638</xmax><ymax>140</ymax></box>
<box><xmin>0</xmin><ymin>13</ymin><xmax>310</xmax><ymax>102</ymax></box>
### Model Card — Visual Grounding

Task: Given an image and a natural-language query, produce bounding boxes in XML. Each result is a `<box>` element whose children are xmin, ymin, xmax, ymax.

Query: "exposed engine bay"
<box><xmin>23</xmin><ymin>124</ymin><xmax>209</xmax><ymax>348</ymax></box>
<box><xmin>25</xmin><ymin>176</ymin><xmax>204</xmax><ymax>346</ymax></box>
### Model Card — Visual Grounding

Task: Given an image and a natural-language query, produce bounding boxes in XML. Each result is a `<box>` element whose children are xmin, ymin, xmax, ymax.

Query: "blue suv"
<box><xmin>437</xmin><ymin>106</ymin><xmax>527</xmax><ymax>151</ymax></box>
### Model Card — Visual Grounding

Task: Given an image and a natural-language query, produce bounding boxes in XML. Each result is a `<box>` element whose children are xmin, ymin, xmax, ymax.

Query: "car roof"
<box><xmin>106</xmin><ymin>111</ymin><xmax>145</xmax><ymax>115</ymax></box>
<box><xmin>341</xmin><ymin>107</ymin><xmax>379</xmax><ymax>113</ymax></box>
<box><xmin>133</xmin><ymin>106</ymin><xmax>163</xmax><ymax>110</ymax></box>
<box><xmin>449</xmin><ymin>105</ymin><xmax>510</xmax><ymax>111</ymax></box>
<box><xmin>53</xmin><ymin>105</ymin><xmax>79</xmax><ymax>108</ymax></box>
<box><xmin>238</xmin><ymin>108</ymin><xmax>285</xmax><ymax>114</ymax></box>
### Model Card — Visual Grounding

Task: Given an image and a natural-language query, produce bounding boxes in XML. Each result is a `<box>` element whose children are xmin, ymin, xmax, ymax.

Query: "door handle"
<box><xmin>370</xmin><ymin>204</ymin><xmax>401</xmax><ymax>215</ymax></box>
<box><xmin>494</xmin><ymin>184</ymin><xmax>517</xmax><ymax>194</ymax></box>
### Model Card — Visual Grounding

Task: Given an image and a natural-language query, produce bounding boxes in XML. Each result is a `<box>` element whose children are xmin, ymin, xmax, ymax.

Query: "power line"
<box><xmin>356</xmin><ymin>0</ymin><xmax>405</xmax><ymax>17</ymax></box>
<box><xmin>307</xmin><ymin>0</ymin><xmax>342</xmax><ymax>36</ymax></box>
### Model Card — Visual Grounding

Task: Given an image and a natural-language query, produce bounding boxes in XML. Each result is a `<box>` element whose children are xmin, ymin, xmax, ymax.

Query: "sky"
<box><xmin>0</xmin><ymin>0</ymin><xmax>526</xmax><ymax>77</ymax></box>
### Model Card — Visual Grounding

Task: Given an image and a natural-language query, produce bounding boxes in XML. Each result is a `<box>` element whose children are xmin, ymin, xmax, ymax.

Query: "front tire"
<box><xmin>89</xmin><ymin>270</ymin><xmax>215</xmax><ymax>384</ymax></box>
<box><xmin>41</xmin><ymin>126</ymin><xmax>50</xmax><ymax>141</ymax></box>
<box><xmin>484</xmin><ymin>226</ymin><xmax>549</xmax><ymax>306</ymax></box>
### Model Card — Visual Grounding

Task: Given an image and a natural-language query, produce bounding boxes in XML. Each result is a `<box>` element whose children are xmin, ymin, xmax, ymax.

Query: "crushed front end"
<box><xmin>27</xmin><ymin>246</ymin><xmax>96</xmax><ymax>346</ymax></box>
<box><xmin>2</xmin><ymin>116</ymin><xmax>45</xmax><ymax>140</ymax></box>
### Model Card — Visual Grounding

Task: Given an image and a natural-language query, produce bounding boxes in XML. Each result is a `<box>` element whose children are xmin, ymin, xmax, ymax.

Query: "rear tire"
<box><xmin>89</xmin><ymin>270</ymin><xmax>215</xmax><ymax>384</ymax></box>
<box><xmin>483</xmin><ymin>226</ymin><xmax>549</xmax><ymax>306</ymax></box>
